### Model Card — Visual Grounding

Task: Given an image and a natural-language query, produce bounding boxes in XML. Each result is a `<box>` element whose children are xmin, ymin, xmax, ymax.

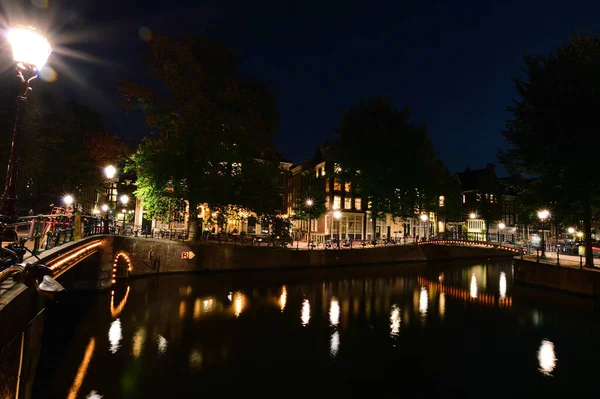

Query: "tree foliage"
<box><xmin>121</xmin><ymin>34</ymin><xmax>281</xmax><ymax>238</ymax></box>
<box><xmin>500</xmin><ymin>33</ymin><xmax>600</xmax><ymax>266</ymax></box>
<box><xmin>0</xmin><ymin>77</ymin><xmax>128</xmax><ymax>213</ymax></box>
<box><xmin>333</xmin><ymin>97</ymin><xmax>455</xmax><ymax>236</ymax></box>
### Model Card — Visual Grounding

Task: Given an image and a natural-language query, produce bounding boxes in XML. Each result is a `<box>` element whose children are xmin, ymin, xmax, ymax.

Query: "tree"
<box><xmin>500</xmin><ymin>33</ymin><xmax>600</xmax><ymax>267</ymax></box>
<box><xmin>121</xmin><ymin>34</ymin><xmax>280</xmax><ymax>239</ymax></box>
<box><xmin>333</xmin><ymin>97</ymin><xmax>453</xmax><ymax>239</ymax></box>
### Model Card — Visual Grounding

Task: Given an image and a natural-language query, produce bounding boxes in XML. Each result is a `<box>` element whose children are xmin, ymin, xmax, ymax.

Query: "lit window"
<box><xmin>325</xmin><ymin>197</ymin><xmax>330</xmax><ymax>210</ymax></box>
<box><xmin>334</xmin><ymin>179</ymin><xmax>342</xmax><ymax>191</ymax></box>
<box><xmin>333</xmin><ymin>196</ymin><xmax>341</xmax><ymax>210</ymax></box>
<box><xmin>334</xmin><ymin>163</ymin><xmax>342</xmax><ymax>174</ymax></box>
<box><xmin>344</xmin><ymin>197</ymin><xmax>352</xmax><ymax>210</ymax></box>
<box><xmin>439</xmin><ymin>196</ymin><xmax>445</xmax><ymax>207</ymax></box>
<box><xmin>462</xmin><ymin>195</ymin><xmax>466</xmax><ymax>204</ymax></box>
<box><xmin>315</xmin><ymin>169</ymin><xmax>319</xmax><ymax>178</ymax></box>
<box><xmin>345</xmin><ymin>182</ymin><xmax>351</xmax><ymax>193</ymax></box>
<box><xmin>321</xmin><ymin>167</ymin><xmax>325</xmax><ymax>176</ymax></box>
<box><xmin>326</xmin><ymin>180</ymin><xmax>330</xmax><ymax>192</ymax></box>
<box><xmin>355</xmin><ymin>198</ymin><xmax>362</xmax><ymax>210</ymax></box>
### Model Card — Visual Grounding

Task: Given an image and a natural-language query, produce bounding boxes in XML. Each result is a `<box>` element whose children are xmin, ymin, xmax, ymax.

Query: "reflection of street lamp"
<box><xmin>537</xmin><ymin>209</ymin><xmax>550</xmax><ymax>258</ymax></box>
<box><xmin>0</xmin><ymin>28</ymin><xmax>52</xmax><ymax>222</ymax></box>
<box><xmin>420</xmin><ymin>214</ymin><xmax>429</xmax><ymax>239</ymax></box>
<box><xmin>498</xmin><ymin>222</ymin><xmax>505</xmax><ymax>244</ymax></box>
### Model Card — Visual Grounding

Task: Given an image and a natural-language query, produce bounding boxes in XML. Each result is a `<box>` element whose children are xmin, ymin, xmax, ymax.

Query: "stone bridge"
<box><xmin>0</xmin><ymin>236</ymin><xmax>517</xmax><ymax>399</ymax></box>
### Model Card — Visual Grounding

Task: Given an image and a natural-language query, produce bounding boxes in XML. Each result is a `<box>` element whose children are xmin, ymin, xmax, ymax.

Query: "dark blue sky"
<box><xmin>3</xmin><ymin>0</ymin><xmax>599</xmax><ymax>172</ymax></box>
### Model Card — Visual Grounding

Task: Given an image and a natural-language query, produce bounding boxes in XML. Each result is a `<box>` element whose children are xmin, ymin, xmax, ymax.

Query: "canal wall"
<box><xmin>107</xmin><ymin>237</ymin><xmax>514</xmax><ymax>277</ymax></box>
<box><xmin>0</xmin><ymin>284</ymin><xmax>45</xmax><ymax>399</ymax></box>
<box><xmin>514</xmin><ymin>259</ymin><xmax>600</xmax><ymax>296</ymax></box>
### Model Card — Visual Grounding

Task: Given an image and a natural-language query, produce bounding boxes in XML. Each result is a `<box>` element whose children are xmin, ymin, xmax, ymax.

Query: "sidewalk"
<box><xmin>522</xmin><ymin>250</ymin><xmax>600</xmax><ymax>270</ymax></box>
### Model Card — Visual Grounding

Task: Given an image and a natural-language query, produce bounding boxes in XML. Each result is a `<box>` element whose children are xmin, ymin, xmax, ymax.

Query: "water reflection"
<box><xmin>470</xmin><ymin>274</ymin><xmax>477</xmax><ymax>298</ymax></box>
<box><xmin>439</xmin><ymin>292</ymin><xmax>446</xmax><ymax>320</ymax></box>
<box><xmin>330</xmin><ymin>331</ymin><xmax>340</xmax><ymax>358</ymax></box>
<box><xmin>85</xmin><ymin>390</ymin><xmax>102</xmax><ymax>399</ymax></box>
<box><xmin>538</xmin><ymin>339</ymin><xmax>557</xmax><ymax>376</ymax></box>
<box><xmin>330</xmin><ymin>298</ymin><xmax>340</xmax><ymax>327</ymax></box>
<box><xmin>189</xmin><ymin>350</ymin><xmax>203</xmax><ymax>370</ymax></box>
<box><xmin>301</xmin><ymin>299</ymin><xmax>311</xmax><ymax>326</ymax></box>
<box><xmin>132</xmin><ymin>328</ymin><xmax>146</xmax><ymax>359</ymax></box>
<box><xmin>419</xmin><ymin>287</ymin><xmax>428</xmax><ymax>319</ymax></box>
<box><xmin>67</xmin><ymin>338</ymin><xmax>95</xmax><ymax>399</ymax></box>
<box><xmin>108</xmin><ymin>319</ymin><xmax>122</xmax><ymax>354</ymax></box>
<box><xmin>279</xmin><ymin>286</ymin><xmax>287</xmax><ymax>311</ymax></box>
<box><xmin>389</xmin><ymin>304</ymin><xmax>400</xmax><ymax>337</ymax></box>
<box><xmin>499</xmin><ymin>272</ymin><xmax>507</xmax><ymax>299</ymax></box>
<box><xmin>233</xmin><ymin>292</ymin><xmax>245</xmax><ymax>317</ymax></box>
<box><xmin>179</xmin><ymin>300</ymin><xmax>186</xmax><ymax>319</ymax></box>
<box><xmin>194</xmin><ymin>299</ymin><xmax>201</xmax><ymax>319</ymax></box>
<box><xmin>157</xmin><ymin>335</ymin><xmax>168</xmax><ymax>356</ymax></box>
<box><xmin>110</xmin><ymin>286</ymin><xmax>130</xmax><ymax>318</ymax></box>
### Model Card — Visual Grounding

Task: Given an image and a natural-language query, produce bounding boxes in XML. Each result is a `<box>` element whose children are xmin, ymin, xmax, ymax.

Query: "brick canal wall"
<box><xmin>514</xmin><ymin>259</ymin><xmax>600</xmax><ymax>296</ymax></box>
<box><xmin>108</xmin><ymin>237</ymin><xmax>514</xmax><ymax>276</ymax></box>
<box><xmin>0</xmin><ymin>284</ymin><xmax>45</xmax><ymax>399</ymax></box>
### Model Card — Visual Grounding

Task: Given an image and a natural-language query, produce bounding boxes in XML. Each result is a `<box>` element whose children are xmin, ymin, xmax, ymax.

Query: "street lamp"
<box><xmin>120</xmin><ymin>195</ymin><xmax>129</xmax><ymax>235</ymax></box>
<box><xmin>305</xmin><ymin>199</ymin><xmax>313</xmax><ymax>248</ymax></box>
<box><xmin>0</xmin><ymin>27</ymin><xmax>52</xmax><ymax>222</ymax></box>
<box><xmin>63</xmin><ymin>195</ymin><xmax>73</xmax><ymax>206</ymax></box>
<box><xmin>537</xmin><ymin>209</ymin><xmax>550</xmax><ymax>258</ymax></box>
<box><xmin>498</xmin><ymin>222</ymin><xmax>505</xmax><ymax>244</ymax></box>
<box><xmin>333</xmin><ymin>210</ymin><xmax>342</xmax><ymax>244</ymax></box>
<box><xmin>103</xmin><ymin>166</ymin><xmax>117</xmax><ymax>234</ymax></box>
<box><xmin>420</xmin><ymin>214</ymin><xmax>429</xmax><ymax>240</ymax></box>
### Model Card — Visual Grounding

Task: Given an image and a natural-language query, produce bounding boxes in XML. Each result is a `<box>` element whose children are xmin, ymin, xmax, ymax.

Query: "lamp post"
<box><xmin>103</xmin><ymin>166</ymin><xmax>116</xmax><ymax>234</ymax></box>
<box><xmin>537</xmin><ymin>209</ymin><xmax>550</xmax><ymax>258</ymax></box>
<box><xmin>420</xmin><ymin>214</ymin><xmax>429</xmax><ymax>241</ymax></box>
<box><xmin>333</xmin><ymin>210</ymin><xmax>342</xmax><ymax>248</ymax></box>
<box><xmin>120</xmin><ymin>195</ymin><xmax>129</xmax><ymax>235</ymax></box>
<box><xmin>498</xmin><ymin>222</ymin><xmax>505</xmax><ymax>244</ymax></box>
<box><xmin>305</xmin><ymin>199</ymin><xmax>313</xmax><ymax>248</ymax></box>
<box><xmin>0</xmin><ymin>28</ymin><xmax>52</xmax><ymax>222</ymax></box>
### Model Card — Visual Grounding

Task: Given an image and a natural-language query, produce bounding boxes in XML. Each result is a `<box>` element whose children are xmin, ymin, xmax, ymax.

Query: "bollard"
<box><xmin>580</xmin><ymin>255</ymin><xmax>583</xmax><ymax>269</ymax></box>
<box><xmin>32</xmin><ymin>215</ymin><xmax>43</xmax><ymax>255</ymax></box>
<box><xmin>556</xmin><ymin>250</ymin><xmax>560</xmax><ymax>266</ymax></box>
<box><xmin>54</xmin><ymin>228</ymin><xmax>62</xmax><ymax>247</ymax></box>
<box><xmin>536</xmin><ymin>248</ymin><xmax>540</xmax><ymax>263</ymax></box>
<box><xmin>45</xmin><ymin>230</ymin><xmax>52</xmax><ymax>250</ymax></box>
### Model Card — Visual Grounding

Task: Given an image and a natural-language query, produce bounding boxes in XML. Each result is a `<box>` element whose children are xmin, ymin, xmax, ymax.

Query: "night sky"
<box><xmin>2</xmin><ymin>0</ymin><xmax>599</xmax><ymax>173</ymax></box>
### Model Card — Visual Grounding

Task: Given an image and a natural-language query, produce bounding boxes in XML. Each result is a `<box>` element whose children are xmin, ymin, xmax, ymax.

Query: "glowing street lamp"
<box><xmin>537</xmin><ymin>209</ymin><xmax>550</xmax><ymax>258</ymax></box>
<box><xmin>120</xmin><ymin>195</ymin><xmax>129</xmax><ymax>234</ymax></box>
<box><xmin>498</xmin><ymin>222</ymin><xmax>505</xmax><ymax>244</ymax></box>
<box><xmin>101</xmin><ymin>204</ymin><xmax>109</xmax><ymax>212</ymax></box>
<box><xmin>0</xmin><ymin>27</ymin><xmax>52</xmax><ymax>222</ymax></box>
<box><xmin>63</xmin><ymin>195</ymin><xmax>74</xmax><ymax>206</ymax></box>
<box><xmin>104</xmin><ymin>165</ymin><xmax>116</xmax><ymax>180</ymax></box>
<box><xmin>420</xmin><ymin>214</ymin><xmax>429</xmax><ymax>240</ymax></box>
<box><xmin>305</xmin><ymin>199</ymin><xmax>314</xmax><ymax>247</ymax></box>
<box><xmin>568</xmin><ymin>227</ymin><xmax>575</xmax><ymax>235</ymax></box>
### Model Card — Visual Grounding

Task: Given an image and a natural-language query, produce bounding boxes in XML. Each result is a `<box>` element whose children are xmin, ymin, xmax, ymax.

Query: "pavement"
<box><xmin>522</xmin><ymin>250</ymin><xmax>600</xmax><ymax>271</ymax></box>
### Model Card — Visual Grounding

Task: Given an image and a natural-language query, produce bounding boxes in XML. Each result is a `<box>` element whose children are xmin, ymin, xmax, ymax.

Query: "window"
<box><xmin>476</xmin><ymin>193</ymin><xmax>481</xmax><ymax>202</ymax></box>
<box><xmin>355</xmin><ymin>198</ymin><xmax>362</xmax><ymax>210</ymax></box>
<box><xmin>321</xmin><ymin>167</ymin><xmax>325</xmax><ymax>176</ymax></box>
<box><xmin>333</xmin><ymin>196</ymin><xmax>341</xmax><ymax>210</ymax></box>
<box><xmin>326</xmin><ymin>197</ymin><xmax>330</xmax><ymax>210</ymax></box>
<box><xmin>344</xmin><ymin>197</ymin><xmax>352</xmax><ymax>210</ymax></box>
<box><xmin>315</xmin><ymin>169</ymin><xmax>319</xmax><ymax>178</ymax></box>
<box><xmin>462</xmin><ymin>194</ymin><xmax>466</xmax><ymax>204</ymax></box>
<box><xmin>334</xmin><ymin>163</ymin><xmax>341</xmax><ymax>174</ymax></box>
<box><xmin>439</xmin><ymin>195</ymin><xmax>445</xmax><ymax>207</ymax></box>
<box><xmin>333</xmin><ymin>179</ymin><xmax>342</xmax><ymax>191</ymax></box>
<box><xmin>345</xmin><ymin>182</ymin><xmax>351</xmax><ymax>192</ymax></box>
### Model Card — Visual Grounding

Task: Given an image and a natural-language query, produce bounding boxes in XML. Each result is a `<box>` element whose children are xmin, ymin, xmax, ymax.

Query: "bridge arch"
<box><xmin>112</xmin><ymin>251</ymin><xmax>133</xmax><ymax>283</ymax></box>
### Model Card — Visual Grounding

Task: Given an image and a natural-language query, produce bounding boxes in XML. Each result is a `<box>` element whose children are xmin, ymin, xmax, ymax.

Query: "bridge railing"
<box><xmin>417</xmin><ymin>238</ymin><xmax>522</xmax><ymax>254</ymax></box>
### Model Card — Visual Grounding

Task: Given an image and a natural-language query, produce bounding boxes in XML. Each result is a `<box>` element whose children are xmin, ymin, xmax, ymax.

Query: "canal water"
<box><xmin>33</xmin><ymin>259</ymin><xmax>600</xmax><ymax>398</ymax></box>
